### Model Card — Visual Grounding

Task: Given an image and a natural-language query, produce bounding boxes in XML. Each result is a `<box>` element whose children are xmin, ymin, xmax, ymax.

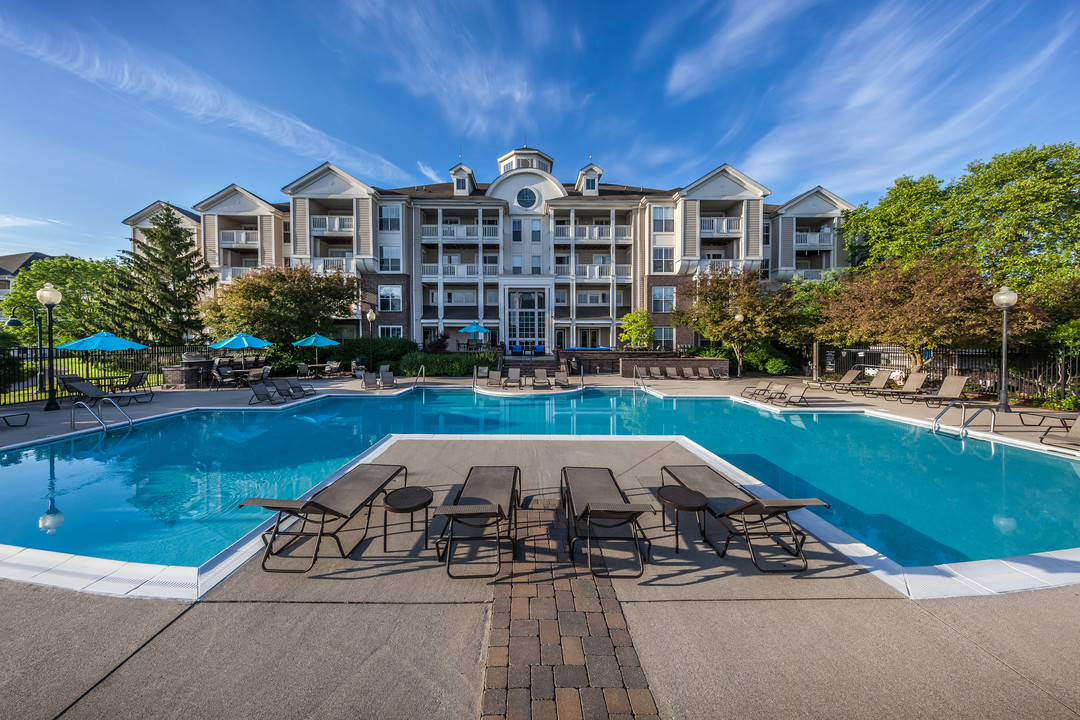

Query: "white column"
<box><xmin>437</xmin><ymin>207</ymin><xmax>444</xmax><ymax>321</ymax></box>
<box><xmin>477</xmin><ymin>207</ymin><xmax>484</xmax><ymax>320</ymax></box>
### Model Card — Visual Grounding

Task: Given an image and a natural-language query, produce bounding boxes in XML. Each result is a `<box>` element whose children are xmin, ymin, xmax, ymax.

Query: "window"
<box><xmin>378</xmin><ymin>205</ymin><xmax>400</xmax><ymax>232</ymax></box>
<box><xmin>379</xmin><ymin>246</ymin><xmax>401</xmax><ymax>272</ymax></box>
<box><xmin>652</xmin><ymin>248</ymin><xmax>673</xmax><ymax>273</ymax></box>
<box><xmin>585</xmin><ymin>178</ymin><xmax>596</xmax><ymax>190</ymax></box>
<box><xmin>531</xmin><ymin>219</ymin><xmax>541</xmax><ymax>242</ymax></box>
<box><xmin>531</xmin><ymin>255</ymin><xmax>542</xmax><ymax>275</ymax></box>
<box><xmin>652</xmin><ymin>287</ymin><xmax>674</xmax><ymax>313</ymax></box>
<box><xmin>518</xmin><ymin>159</ymin><xmax>533</xmax><ymax>169</ymax></box>
<box><xmin>654</xmin><ymin>327</ymin><xmax>674</xmax><ymax>351</ymax></box>
<box><xmin>762</xmin><ymin>223</ymin><xmax>771</xmax><ymax>245</ymax></box>
<box><xmin>445</xmin><ymin>290</ymin><xmax>476</xmax><ymax>305</ymax></box>
<box><xmin>652</xmin><ymin>206</ymin><xmax>674</xmax><ymax>233</ymax></box>
<box><xmin>512</xmin><ymin>255</ymin><xmax>522</xmax><ymax>275</ymax></box>
<box><xmin>455</xmin><ymin>178</ymin><xmax>466</xmax><ymax>190</ymax></box>
<box><xmin>483</xmin><ymin>254</ymin><xmax>499</xmax><ymax>267</ymax></box>
<box><xmin>539</xmin><ymin>161</ymin><xmax>550</xmax><ymax>172</ymax></box>
<box><xmin>486</xmin><ymin>289</ymin><xmax>498</xmax><ymax>305</ymax></box>
<box><xmin>512</xmin><ymin>219</ymin><xmax>522</xmax><ymax>242</ymax></box>
<box><xmin>379</xmin><ymin>326</ymin><xmax>402</xmax><ymax>338</ymax></box>
<box><xmin>502</xmin><ymin>162</ymin><xmax>513</xmax><ymax>173</ymax></box>
<box><xmin>378</xmin><ymin>285</ymin><xmax>402</xmax><ymax>312</ymax></box>
<box><xmin>554</xmin><ymin>289</ymin><xmax>567</xmax><ymax>305</ymax></box>
<box><xmin>283</xmin><ymin>221</ymin><xmax>291</xmax><ymax>244</ymax></box>
<box><xmin>576</xmin><ymin>291</ymin><xmax>609</xmax><ymax>305</ymax></box>
<box><xmin>517</xmin><ymin>188</ymin><xmax>537</xmax><ymax>209</ymax></box>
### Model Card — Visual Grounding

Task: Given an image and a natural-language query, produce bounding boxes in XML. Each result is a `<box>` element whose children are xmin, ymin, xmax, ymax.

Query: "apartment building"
<box><xmin>124</xmin><ymin>147</ymin><xmax>851</xmax><ymax>350</ymax></box>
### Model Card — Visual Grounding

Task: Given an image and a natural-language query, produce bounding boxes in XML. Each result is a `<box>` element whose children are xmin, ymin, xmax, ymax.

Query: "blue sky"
<box><xmin>0</xmin><ymin>0</ymin><xmax>1076</xmax><ymax>259</ymax></box>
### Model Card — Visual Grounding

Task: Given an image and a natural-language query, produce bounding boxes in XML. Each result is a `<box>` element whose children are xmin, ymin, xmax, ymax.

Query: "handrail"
<box><xmin>71</xmin><ymin>401</ymin><xmax>106</xmax><ymax>431</ymax></box>
<box><xmin>959</xmin><ymin>406</ymin><xmax>997</xmax><ymax>437</ymax></box>
<box><xmin>632</xmin><ymin>366</ymin><xmax>648</xmax><ymax>389</ymax></box>
<box><xmin>931</xmin><ymin>400</ymin><xmax>997</xmax><ymax>435</ymax></box>
<box><xmin>931</xmin><ymin>400</ymin><xmax>968</xmax><ymax>434</ymax></box>
<box><xmin>580</xmin><ymin>366</ymin><xmax>585</xmax><ymax>388</ymax></box>
<box><xmin>413</xmin><ymin>364</ymin><xmax>426</xmax><ymax>387</ymax></box>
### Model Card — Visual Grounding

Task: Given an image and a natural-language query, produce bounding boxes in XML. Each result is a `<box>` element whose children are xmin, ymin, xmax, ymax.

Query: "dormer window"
<box><xmin>455</xmin><ymin>178</ymin><xmax>466</xmax><ymax>190</ymax></box>
<box><xmin>517</xmin><ymin>188</ymin><xmax>537</xmax><ymax>209</ymax></box>
<box><xmin>585</xmin><ymin>178</ymin><xmax>596</xmax><ymax>191</ymax></box>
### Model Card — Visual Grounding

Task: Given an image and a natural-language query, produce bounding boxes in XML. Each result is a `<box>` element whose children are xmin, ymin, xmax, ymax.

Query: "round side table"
<box><xmin>656</xmin><ymin>485</ymin><xmax>707</xmax><ymax>553</ymax></box>
<box><xmin>383</xmin><ymin>486</ymin><xmax>433</xmax><ymax>551</ymax></box>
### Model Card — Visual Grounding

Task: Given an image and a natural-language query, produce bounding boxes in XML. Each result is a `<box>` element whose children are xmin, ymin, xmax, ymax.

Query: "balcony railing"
<box><xmin>219</xmin><ymin>267</ymin><xmax>256</xmax><ymax>282</ymax></box>
<box><xmin>420</xmin><ymin>263</ymin><xmax>483</xmax><ymax>278</ymax></box>
<box><xmin>697</xmin><ymin>259</ymin><xmax>761</xmax><ymax>273</ymax></box>
<box><xmin>420</xmin><ymin>224</ymin><xmax>500</xmax><ymax>240</ymax></box>
<box><xmin>219</xmin><ymin>230</ymin><xmax>258</xmax><ymax>246</ymax></box>
<box><xmin>312</xmin><ymin>257</ymin><xmax>351</xmax><ymax>274</ymax></box>
<box><xmin>310</xmin><ymin>215</ymin><xmax>354</xmax><ymax>233</ymax></box>
<box><xmin>554</xmin><ymin>225</ymin><xmax>633</xmax><ymax>241</ymax></box>
<box><xmin>553</xmin><ymin>264</ymin><xmax>632</xmax><ymax>280</ymax></box>
<box><xmin>699</xmin><ymin>217</ymin><xmax>742</xmax><ymax>236</ymax></box>
<box><xmin>483</xmin><ymin>263</ymin><xmax>500</xmax><ymax>276</ymax></box>
<box><xmin>794</xmin><ymin>269</ymin><xmax>824</xmax><ymax>281</ymax></box>
<box><xmin>795</xmin><ymin>231</ymin><xmax>834</xmax><ymax>246</ymax></box>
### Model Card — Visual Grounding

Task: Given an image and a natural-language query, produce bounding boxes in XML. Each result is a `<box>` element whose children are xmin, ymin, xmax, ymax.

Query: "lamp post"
<box><xmin>366</xmin><ymin>307</ymin><xmax>377</xmax><ymax>371</ymax></box>
<box><xmin>992</xmin><ymin>287</ymin><xmax>1017</xmax><ymax>412</ymax></box>
<box><xmin>733</xmin><ymin>312</ymin><xmax>744</xmax><ymax>378</ymax></box>
<box><xmin>36</xmin><ymin>283</ymin><xmax>63</xmax><ymax>411</ymax></box>
<box><xmin>39</xmin><ymin>446</ymin><xmax>64</xmax><ymax>535</ymax></box>
<box><xmin>3</xmin><ymin>305</ymin><xmax>45</xmax><ymax>392</ymax></box>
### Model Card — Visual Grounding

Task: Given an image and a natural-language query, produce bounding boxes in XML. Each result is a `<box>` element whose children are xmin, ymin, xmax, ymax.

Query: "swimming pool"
<box><xmin>2</xmin><ymin>388</ymin><xmax>1079</xmax><ymax>568</ymax></box>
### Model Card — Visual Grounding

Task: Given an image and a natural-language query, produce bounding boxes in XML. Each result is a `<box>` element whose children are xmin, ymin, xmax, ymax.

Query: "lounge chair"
<box><xmin>2</xmin><ymin>412</ymin><xmax>29</xmax><ymax>427</ymax></box>
<box><xmin>665</xmin><ymin>367</ymin><xmax>680</xmax><ymax>380</ymax></box>
<box><xmin>379</xmin><ymin>365</ymin><xmax>390</xmax><ymax>374</ymax></box>
<box><xmin>843</xmin><ymin>370</ymin><xmax>892</xmax><ymax>396</ymax></box>
<box><xmin>805</xmin><ymin>369</ymin><xmax>861</xmax><ymax>391</ymax></box>
<box><xmin>249</xmin><ymin>381</ymin><xmax>287</xmax><ymax>405</ymax></box>
<box><xmin>210</xmin><ymin>367</ymin><xmax>240</xmax><ymax>390</ymax></box>
<box><xmin>869</xmin><ymin>372</ymin><xmax>929</xmax><ymax>400</ymax></box>
<box><xmin>740</xmin><ymin>380</ymin><xmax>772</xmax><ymax>398</ymax></box>
<box><xmin>486</xmin><ymin>371</ymin><xmax>503</xmax><ymax>387</ymax></box>
<box><xmin>476</xmin><ymin>366</ymin><xmax>489</xmax><ymax>378</ymax></box>
<box><xmin>378</xmin><ymin>371</ymin><xmax>398</xmax><ymax>389</ymax></box>
<box><xmin>286</xmin><ymin>376</ymin><xmax>316</xmax><ymax>396</ymax></box>
<box><xmin>65</xmin><ymin>380</ymin><xmax>146</xmax><ymax>407</ymax></box>
<box><xmin>763</xmin><ymin>383</ymin><xmax>789</xmax><ymax>401</ymax></box>
<box><xmin>239</xmin><ymin>463</ymin><xmax>407</xmax><ymax>573</ymax></box>
<box><xmin>697</xmin><ymin>367</ymin><xmax>712</xmax><ymax>380</ymax></box>
<box><xmin>502</xmin><ymin>367</ymin><xmax>524</xmax><ymax>389</ymax></box>
<box><xmin>361</xmin><ymin>372</ymin><xmax>379</xmax><ymax>389</ymax></box>
<box><xmin>112</xmin><ymin>370</ymin><xmax>154</xmax><ymax>401</ymax></box>
<box><xmin>434</xmin><ymin>465</ymin><xmax>520</xmax><ymax>578</ymax></box>
<box><xmin>271</xmin><ymin>378</ymin><xmax>305</xmax><ymax>400</ymax></box>
<box><xmin>770</xmin><ymin>385</ymin><xmax>809</xmax><ymax>407</ymax></box>
<box><xmin>554</xmin><ymin>371</ymin><xmax>570</xmax><ymax>389</ymax></box>
<box><xmin>682</xmin><ymin>367</ymin><xmax>699</xmax><ymax>380</ymax></box>
<box><xmin>899</xmin><ymin>374</ymin><xmax>970</xmax><ymax>407</ymax></box>
<box><xmin>710</xmin><ymin>367</ymin><xmax>730</xmax><ymax>380</ymax></box>
<box><xmin>561</xmin><ymin>466</ymin><xmax>655</xmax><ymax>578</ymax></box>
<box><xmin>648</xmin><ymin>367</ymin><xmax>664</xmax><ymax>380</ymax></box>
<box><xmin>1040</xmin><ymin>418</ymin><xmax>1080</xmax><ymax>449</ymax></box>
<box><xmin>533</xmin><ymin>368</ymin><xmax>552</xmax><ymax>389</ymax></box>
<box><xmin>660</xmin><ymin>464</ymin><xmax>829</xmax><ymax>573</ymax></box>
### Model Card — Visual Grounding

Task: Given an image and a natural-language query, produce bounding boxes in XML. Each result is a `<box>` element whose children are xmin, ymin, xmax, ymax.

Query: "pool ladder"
<box><xmin>413</xmin><ymin>364</ymin><xmax>426</xmax><ymax>387</ymax></box>
<box><xmin>931</xmin><ymin>400</ymin><xmax>997</xmax><ymax>437</ymax></box>
<box><xmin>632</xmin><ymin>366</ymin><xmax>649</xmax><ymax>389</ymax></box>
<box><xmin>70</xmin><ymin>398</ymin><xmax>133</xmax><ymax>433</ymax></box>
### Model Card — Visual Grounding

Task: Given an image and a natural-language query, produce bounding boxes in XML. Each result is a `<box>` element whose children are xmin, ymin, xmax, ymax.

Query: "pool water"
<box><xmin>2</xmin><ymin>388</ymin><xmax>1078</xmax><ymax>567</ymax></box>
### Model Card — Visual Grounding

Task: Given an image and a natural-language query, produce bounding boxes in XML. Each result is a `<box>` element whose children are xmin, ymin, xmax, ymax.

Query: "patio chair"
<box><xmin>1040</xmin><ymin>418</ymin><xmax>1080</xmax><ymax>449</ymax></box>
<box><xmin>561</xmin><ymin>466</ymin><xmax>655</xmax><ymax>578</ymax></box>
<box><xmin>65</xmin><ymin>380</ymin><xmax>146</xmax><ymax>407</ymax></box>
<box><xmin>660</xmin><ymin>464</ymin><xmax>829</xmax><ymax>573</ymax></box>
<box><xmin>271</xmin><ymin>378</ymin><xmax>306</xmax><ymax>400</ymax></box>
<box><xmin>210</xmin><ymin>367</ymin><xmax>240</xmax><ymax>391</ymax></box>
<box><xmin>2</xmin><ymin>412</ymin><xmax>29</xmax><ymax>427</ymax></box>
<box><xmin>111</xmin><ymin>370</ymin><xmax>154</xmax><ymax>402</ymax></box>
<box><xmin>534</xmin><ymin>345</ymin><xmax>545</xmax><ymax>356</ymax></box>
<box><xmin>249</xmin><ymin>381</ymin><xmax>287</xmax><ymax>405</ymax></box>
<box><xmin>770</xmin><ymin>385</ymin><xmax>809</xmax><ymax>407</ymax></box>
<box><xmin>740</xmin><ymin>380</ymin><xmax>772</xmax><ymax>398</ymax></box>
<box><xmin>510</xmin><ymin>344</ymin><xmax>524</xmax><ymax>356</ymax></box>
<box><xmin>899</xmin><ymin>375</ymin><xmax>970</xmax><ymax>407</ymax></box>
<box><xmin>286</xmin><ymin>376</ymin><xmax>316</xmax><ymax>396</ymax></box>
<box><xmin>56</xmin><ymin>373</ymin><xmax>86</xmax><ymax>402</ymax></box>
<box><xmin>486</xmin><ymin>371</ymin><xmax>503</xmax><ymax>387</ymax></box>
<box><xmin>869</xmin><ymin>372</ymin><xmax>929</xmax><ymax>400</ymax></box>
<box><xmin>297</xmin><ymin>362</ymin><xmax>313</xmax><ymax>379</ymax></box>
<box><xmin>533</xmin><ymin>368</ymin><xmax>552</xmax><ymax>389</ymax></box>
<box><xmin>554</xmin><ymin>371</ymin><xmax>570</xmax><ymax>388</ymax></box>
<box><xmin>323</xmin><ymin>360</ymin><xmax>340</xmax><ymax>377</ymax></box>
<box><xmin>502</xmin><ymin>367</ymin><xmax>524</xmax><ymax>389</ymax></box>
<box><xmin>476</xmin><ymin>366</ymin><xmax>489</xmax><ymax>378</ymax></box>
<box><xmin>697</xmin><ymin>367</ymin><xmax>713</xmax><ymax>380</ymax></box>
<box><xmin>710</xmin><ymin>367</ymin><xmax>731</xmax><ymax>380</ymax></box>
<box><xmin>665</xmin><ymin>367</ymin><xmax>680</xmax><ymax>380</ymax></box>
<box><xmin>239</xmin><ymin>463</ymin><xmax>407</xmax><ymax>573</ymax></box>
<box><xmin>681</xmin><ymin>367</ymin><xmax>699</xmax><ymax>380</ymax></box>
<box><xmin>361</xmin><ymin>372</ymin><xmax>379</xmax><ymax>389</ymax></box>
<box><xmin>648</xmin><ymin>367</ymin><xmax>664</xmax><ymax>380</ymax></box>
<box><xmin>805</xmin><ymin>369</ymin><xmax>861</xmax><ymax>391</ymax></box>
<box><xmin>843</xmin><ymin>370</ymin><xmax>892</xmax><ymax>396</ymax></box>
<box><xmin>434</xmin><ymin>465</ymin><xmax>521</xmax><ymax>578</ymax></box>
<box><xmin>379</xmin><ymin>365</ymin><xmax>390</xmax><ymax>374</ymax></box>
<box><xmin>378</xmin><ymin>371</ymin><xmax>397</xmax><ymax>389</ymax></box>
<box><xmin>763</xmin><ymin>383</ymin><xmax>789</xmax><ymax>401</ymax></box>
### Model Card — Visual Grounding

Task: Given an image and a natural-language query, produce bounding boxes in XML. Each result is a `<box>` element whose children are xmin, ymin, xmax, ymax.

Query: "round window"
<box><xmin>516</xmin><ymin>188</ymin><xmax>537</xmax><ymax>209</ymax></box>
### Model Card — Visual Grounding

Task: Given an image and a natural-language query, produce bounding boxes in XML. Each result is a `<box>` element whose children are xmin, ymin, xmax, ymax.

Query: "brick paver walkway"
<box><xmin>480</xmin><ymin>498</ymin><xmax>659</xmax><ymax>720</ymax></box>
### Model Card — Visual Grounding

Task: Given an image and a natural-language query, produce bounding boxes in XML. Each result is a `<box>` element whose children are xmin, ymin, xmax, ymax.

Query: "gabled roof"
<box><xmin>449</xmin><ymin>162</ymin><xmax>474</xmax><ymax>176</ymax></box>
<box><xmin>122</xmin><ymin>201</ymin><xmax>200</xmax><ymax>226</ymax></box>
<box><xmin>0</xmin><ymin>251</ymin><xmax>51</xmax><ymax>276</ymax></box>
<box><xmin>680</xmin><ymin>164</ymin><xmax>771</xmax><ymax>198</ymax></box>
<box><xmin>770</xmin><ymin>185</ymin><xmax>855</xmax><ymax>214</ymax></box>
<box><xmin>281</xmin><ymin>162</ymin><xmax>372</xmax><ymax>196</ymax></box>
<box><xmin>192</xmin><ymin>184</ymin><xmax>283</xmax><ymax>214</ymax></box>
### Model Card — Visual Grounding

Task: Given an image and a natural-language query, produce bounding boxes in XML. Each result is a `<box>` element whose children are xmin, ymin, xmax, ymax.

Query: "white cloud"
<box><xmin>416</xmin><ymin>161</ymin><xmax>443</xmax><ymax>184</ymax></box>
<box><xmin>0</xmin><ymin>214</ymin><xmax>48</xmax><ymax>229</ymax></box>
<box><xmin>0</xmin><ymin>14</ymin><xmax>410</xmax><ymax>184</ymax></box>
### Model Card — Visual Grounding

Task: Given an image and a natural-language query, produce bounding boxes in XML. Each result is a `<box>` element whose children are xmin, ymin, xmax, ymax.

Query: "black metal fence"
<box><xmin>1</xmin><ymin>344</ymin><xmax>210</xmax><ymax>408</ymax></box>
<box><xmin>820</xmin><ymin>343</ymin><xmax>1080</xmax><ymax>399</ymax></box>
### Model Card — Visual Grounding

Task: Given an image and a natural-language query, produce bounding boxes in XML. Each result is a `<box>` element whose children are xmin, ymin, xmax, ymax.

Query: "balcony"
<box><xmin>699</xmin><ymin>217</ymin><xmax>742</xmax><ymax>237</ymax></box>
<box><xmin>310</xmin><ymin>215</ymin><xmax>354</xmax><ymax>233</ymax></box>
<box><xmin>553</xmin><ymin>225</ymin><xmax>633</xmax><ymax>242</ymax></box>
<box><xmin>219</xmin><ymin>230</ymin><xmax>258</xmax><ymax>247</ymax></box>
<box><xmin>421</xmin><ymin>263</ymin><xmax>482</xmax><ymax>278</ymax></box>
<box><xmin>219</xmin><ymin>266</ymin><xmax>256</xmax><ymax>282</ymax></box>
<box><xmin>697</xmin><ymin>259</ymin><xmax>762</xmax><ymax>274</ymax></box>
<box><xmin>793</xmin><ymin>269</ymin><xmax>825</xmax><ymax>281</ymax></box>
<box><xmin>795</xmin><ymin>231</ymin><xmax>835</xmax><ymax>247</ymax></box>
<box><xmin>311</xmin><ymin>257</ymin><xmax>352</xmax><ymax>274</ymax></box>
<box><xmin>555</xmin><ymin>264</ymin><xmax>632</xmax><ymax>281</ymax></box>
<box><xmin>420</xmin><ymin>224</ymin><xmax>500</xmax><ymax>241</ymax></box>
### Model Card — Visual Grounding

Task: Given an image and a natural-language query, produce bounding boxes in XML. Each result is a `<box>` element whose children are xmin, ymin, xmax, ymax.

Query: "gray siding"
<box><xmin>781</xmin><ymin>217</ymin><xmax>794</xmax><ymax>268</ymax></box>
<box><xmin>293</xmin><ymin>198</ymin><xmax>309</xmax><ymax>256</ymax></box>
<box><xmin>745</xmin><ymin>199</ymin><xmax>761</xmax><ymax>258</ymax></box>
<box><xmin>683</xmin><ymin>200</ymin><xmax>698</xmax><ymax>257</ymax></box>
<box><xmin>259</xmin><ymin>215</ymin><xmax>273</xmax><ymax>265</ymax></box>
<box><xmin>356</xmin><ymin>198</ymin><xmax>373</xmax><ymax>256</ymax></box>
<box><xmin>203</xmin><ymin>215</ymin><xmax>218</xmax><ymax>266</ymax></box>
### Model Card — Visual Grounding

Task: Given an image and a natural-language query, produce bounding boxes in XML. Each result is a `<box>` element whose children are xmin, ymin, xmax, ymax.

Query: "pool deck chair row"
<box><xmin>239</xmin><ymin>463</ymin><xmax>407</xmax><ymax>573</ymax></box>
<box><xmin>434</xmin><ymin>465</ymin><xmax>520</xmax><ymax>578</ymax></box>
<box><xmin>561</xmin><ymin>466</ymin><xmax>655</xmax><ymax>578</ymax></box>
<box><xmin>660</xmin><ymin>465</ymin><xmax>829</xmax><ymax>573</ymax></box>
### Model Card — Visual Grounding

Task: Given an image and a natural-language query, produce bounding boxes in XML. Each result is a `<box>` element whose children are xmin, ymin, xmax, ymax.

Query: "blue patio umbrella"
<box><xmin>459</xmin><ymin>323</ymin><xmax>491</xmax><ymax>341</ymax></box>
<box><xmin>291</xmin><ymin>333</ymin><xmax>340</xmax><ymax>364</ymax></box>
<box><xmin>210</xmin><ymin>332</ymin><xmax>272</xmax><ymax>350</ymax></box>
<box><xmin>56</xmin><ymin>332</ymin><xmax>148</xmax><ymax>351</ymax></box>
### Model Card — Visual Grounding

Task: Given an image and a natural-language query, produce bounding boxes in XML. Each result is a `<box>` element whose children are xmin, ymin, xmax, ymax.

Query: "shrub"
<box><xmin>685</xmin><ymin>346</ymin><xmax>730</xmax><ymax>358</ymax></box>
<box><xmin>764</xmin><ymin>357</ymin><xmax>793</xmax><ymax>375</ymax></box>
<box><xmin>399</xmin><ymin>351</ymin><xmax>497</xmax><ymax>376</ymax></box>
<box><xmin>1032</xmin><ymin>394</ymin><xmax>1080</xmax><ymax>412</ymax></box>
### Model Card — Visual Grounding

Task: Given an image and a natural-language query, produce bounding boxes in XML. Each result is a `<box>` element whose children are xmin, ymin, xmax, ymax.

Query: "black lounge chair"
<box><xmin>112</xmin><ymin>370</ymin><xmax>154</xmax><ymax>401</ymax></box>
<box><xmin>286</xmin><ymin>376</ymin><xmax>316</xmax><ymax>396</ymax></box>
<box><xmin>434</xmin><ymin>466</ymin><xmax>520</xmax><ymax>578</ymax></box>
<box><xmin>740</xmin><ymin>380</ymin><xmax>772</xmax><ymax>398</ymax></box>
<box><xmin>65</xmin><ymin>380</ymin><xmax>146</xmax><ymax>407</ymax></box>
<box><xmin>2</xmin><ymin>412</ymin><xmax>29</xmax><ymax>427</ymax></box>
<box><xmin>561</xmin><ymin>466</ymin><xmax>655</xmax><ymax>578</ymax></box>
<box><xmin>240</xmin><ymin>463</ymin><xmax>407</xmax><ymax>573</ymax></box>
<box><xmin>271</xmin><ymin>378</ymin><xmax>306</xmax><ymax>400</ymax></box>
<box><xmin>210</xmin><ymin>367</ymin><xmax>240</xmax><ymax>390</ymax></box>
<box><xmin>804</xmin><ymin>368</ymin><xmax>861</xmax><ymax>391</ymax></box>
<box><xmin>660</xmin><ymin>465</ymin><xmax>828</xmax><ymax>573</ymax></box>
<box><xmin>249</xmin><ymin>381</ymin><xmax>286</xmax><ymax>405</ymax></box>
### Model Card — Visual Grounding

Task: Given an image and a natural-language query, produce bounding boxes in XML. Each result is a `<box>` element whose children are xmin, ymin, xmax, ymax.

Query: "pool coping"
<box><xmin>2</xmin><ymin>387</ymin><xmax>1079</xmax><ymax>601</ymax></box>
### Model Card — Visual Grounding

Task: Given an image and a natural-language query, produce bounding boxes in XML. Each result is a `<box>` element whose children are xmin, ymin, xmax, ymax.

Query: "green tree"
<box><xmin>841</xmin><ymin>174</ymin><xmax>952</xmax><ymax>266</ymax></box>
<box><xmin>200</xmin><ymin>265</ymin><xmax>360</xmax><ymax>348</ymax></box>
<box><xmin>101</xmin><ymin>204</ymin><xmax>216</xmax><ymax>343</ymax></box>
<box><xmin>0</xmin><ymin>255</ymin><xmax>118</xmax><ymax>344</ymax></box>
<box><xmin>672</xmin><ymin>265</ymin><xmax>789</xmax><ymax>376</ymax></box>
<box><xmin>776</xmin><ymin>272</ymin><xmax>843</xmax><ymax>354</ymax></box>
<box><xmin>617</xmin><ymin>308</ymin><xmax>654</xmax><ymax>349</ymax></box>
<box><xmin>818</xmin><ymin>252</ymin><xmax>1045</xmax><ymax>372</ymax></box>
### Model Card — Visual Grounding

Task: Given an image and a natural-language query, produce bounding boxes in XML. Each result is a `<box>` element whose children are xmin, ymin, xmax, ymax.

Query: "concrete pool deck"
<box><xmin>2</xmin><ymin>376</ymin><xmax>1080</xmax><ymax>718</ymax></box>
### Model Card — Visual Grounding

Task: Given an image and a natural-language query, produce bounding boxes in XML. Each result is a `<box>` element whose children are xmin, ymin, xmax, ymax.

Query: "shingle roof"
<box><xmin>0</xmin><ymin>252</ymin><xmax>51</xmax><ymax>276</ymax></box>
<box><xmin>379</xmin><ymin>181</ymin><xmax>672</xmax><ymax>202</ymax></box>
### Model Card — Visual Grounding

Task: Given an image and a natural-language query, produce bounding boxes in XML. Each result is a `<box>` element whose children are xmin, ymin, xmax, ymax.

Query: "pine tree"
<box><xmin>102</xmin><ymin>205</ymin><xmax>216</xmax><ymax>344</ymax></box>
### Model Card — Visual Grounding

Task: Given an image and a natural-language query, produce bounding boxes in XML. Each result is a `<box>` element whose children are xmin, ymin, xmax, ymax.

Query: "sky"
<box><xmin>0</xmin><ymin>0</ymin><xmax>1076</xmax><ymax>259</ymax></box>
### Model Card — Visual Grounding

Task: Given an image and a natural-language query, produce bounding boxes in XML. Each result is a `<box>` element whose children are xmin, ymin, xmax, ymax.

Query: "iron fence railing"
<box><xmin>820</xmin><ymin>343</ymin><xmax>1080</xmax><ymax>399</ymax></box>
<box><xmin>1</xmin><ymin>344</ymin><xmax>210</xmax><ymax>407</ymax></box>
